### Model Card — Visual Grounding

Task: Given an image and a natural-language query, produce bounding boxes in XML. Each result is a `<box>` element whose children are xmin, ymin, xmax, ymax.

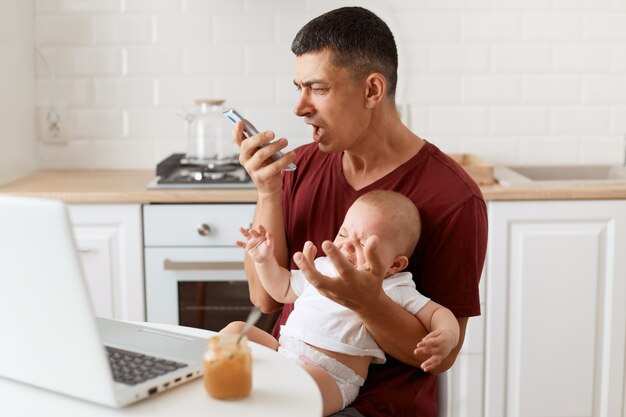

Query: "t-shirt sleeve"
<box><xmin>418</xmin><ymin>196</ymin><xmax>487</xmax><ymax>318</ymax></box>
<box><xmin>384</xmin><ymin>274</ymin><xmax>431</xmax><ymax>315</ymax></box>
<box><xmin>289</xmin><ymin>270</ymin><xmax>306</xmax><ymax>296</ymax></box>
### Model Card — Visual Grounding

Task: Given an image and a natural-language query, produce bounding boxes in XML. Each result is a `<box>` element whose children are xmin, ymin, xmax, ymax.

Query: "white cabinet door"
<box><xmin>485</xmin><ymin>200</ymin><xmax>626</xmax><ymax>417</ymax></box>
<box><xmin>446</xmin><ymin>268</ymin><xmax>486</xmax><ymax>417</ymax></box>
<box><xmin>68</xmin><ymin>204</ymin><xmax>144</xmax><ymax>321</ymax></box>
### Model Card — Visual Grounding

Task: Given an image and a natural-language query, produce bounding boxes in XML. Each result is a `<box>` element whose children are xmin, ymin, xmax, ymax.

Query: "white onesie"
<box><xmin>277</xmin><ymin>257</ymin><xmax>430</xmax><ymax>408</ymax></box>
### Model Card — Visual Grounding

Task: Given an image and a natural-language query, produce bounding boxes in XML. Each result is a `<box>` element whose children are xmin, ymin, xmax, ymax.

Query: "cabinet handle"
<box><xmin>197</xmin><ymin>223</ymin><xmax>211</xmax><ymax>236</ymax></box>
<box><xmin>163</xmin><ymin>260</ymin><xmax>244</xmax><ymax>270</ymax></box>
<box><xmin>77</xmin><ymin>247</ymin><xmax>93</xmax><ymax>253</ymax></box>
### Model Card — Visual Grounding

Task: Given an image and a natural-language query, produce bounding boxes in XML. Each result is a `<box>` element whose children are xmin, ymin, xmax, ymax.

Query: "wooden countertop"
<box><xmin>0</xmin><ymin>170</ymin><xmax>257</xmax><ymax>203</ymax></box>
<box><xmin>1</xmin><ymin>170</ymin><xmax>626</xmax><ymax>203</ymax></box>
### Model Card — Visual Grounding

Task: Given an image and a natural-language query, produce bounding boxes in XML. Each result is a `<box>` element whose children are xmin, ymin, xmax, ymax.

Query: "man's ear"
<box><xmin>388</xmin><ymin>255</ymin><xmax>409</xmax><ymax>275</ymax></box>
<box><xmin>364</xmin><ymin>72</ymin><xmax>386</xmax><ymax>108</ymax></box>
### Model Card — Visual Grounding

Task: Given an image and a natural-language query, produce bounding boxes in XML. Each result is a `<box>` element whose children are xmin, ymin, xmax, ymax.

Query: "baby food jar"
<box><xmin>203</xmin><ymin>334</ymin><xmax>252</xmax><ymax>400</ymax></box>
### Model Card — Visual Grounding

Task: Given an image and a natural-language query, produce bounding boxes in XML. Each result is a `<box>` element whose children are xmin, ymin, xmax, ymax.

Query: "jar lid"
<box><xmin>194</xmin><ymin>98</ymin><xmax>225</xmax><ymax>106</ymax></box>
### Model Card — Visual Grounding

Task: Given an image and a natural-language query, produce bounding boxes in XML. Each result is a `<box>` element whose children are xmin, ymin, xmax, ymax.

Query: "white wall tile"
<box><xmin>518</xmin><ymin>136</ymin><xmax>580</xmax><ymax>164</ymax></box>
<box><xmin>428</xmin><ymin>107</ymin><xmax>489</xmax><ymax>135</ymax></box>
<box><xmin>69</xmin><ymin>109</ymin><xmax>125</xmax><ymax>138</ymax></box>
<box><xmin>275</xmin><ymin>13</ymin><xmax>317</xmax><ymax>43</ymax></box>
<box><xmin>491</xmin><ymin>107</ymin><xmax>549</xmax><ymax>134</ymax></box>
<box><xmin>244</xmin><ymin>0</ymin><xmax>308</xmax><ymax>13</ymax></box>
<box><xmin>93</xmin><ymin>139</ymin><xmax>155</xmax><ymax>169</ymax></box>
<box><xmin>397</xmin><ymin>13</ymin><xmax>461</xmax><ymax>43</ymax></box>
<box><xmin>555</xmin><ymin>0</ymin><xmax>613</xmax><ymax>10</ymax></box>
<box><xmin>458</xmin><ymin>136</ymin><xmax>521</xmax><ymax>165</ymax></box>
<box><xmin>550</xmin><ymin>106</ymin><xmax>610</xmax><ymax>134</ymax></box>
<box><xmin>127</xmin><ymin>108</ymin><xmax>185</xmax><ymax>138</ymax></box>
<box><xmin>492</xmin><ymin>45</ymin><xmax>551</xmax><ymax>73</ymax></box>
<box><xmin>36</xmin><ymin>47</ymin><xmax>123</xmax><ymax>77</ymax></box>
<box><xmin>245</xmin><ymin>45</ymin><xmax>295</xmax><ymax>75</ymax></box>
<box><xmin>554</xmin><ymin>45</ymin><xmax>612</xmax><ymax>72</ymax></box>
<box><xmin>613</xmin><ymin>45</ymin><xmax>626</xmax><ymax>71</ymax></box>
<box><xmin>583</xmin><ymin>12</ymin><xmax>626</xmax><ymax>41</ymax></box>
<box><xmin>35</xmin><ymin>0</ymin><xmax>122</xmax><ymax>14</ymax></box>
<box><xmin>36</xmin><ymin>78</ymin><xmax>95</xmax><ymax>107</ymax></box>
<box><xmin>462</xmin><ymin>76</ymin><xmax>520</xmax><ymax>104</ymax></box>
<box><xmin>93</xmin><ymin>15</ymin><xmax>152</xmax><ymax>44</ymax></box>
<box><xmin>183</xmin><ymin>45</ymin><xmax>244</xmax><ymax>75</ymax></box>
<box><xmin>522</xmin><ymin>13</ymin><xmax>583</xmax><ymax>41</ymax></box>
<box><xmin>125</xmin><ymin>46</ymin><xmax>182</xmax><ymax>75</ymax></box>
<box><xmin>406</xmin><ymin>76</ymin><xmax>460</xmax><ymax>105</ymax></box>
<box><xmin>429</xmin><ymin>45</ymin><xmax>490</xmax><ymax>73</ymax></box>
<box><xmin>156</xmin><ymin>77</ymin><xmax>214</xmax><ymax>106</ymax></box>
<box><xmin>213</xmin><ymin>14</ymin><xmax>275</xmax><ymax>45</ymax></box>
<box><xmin>611</xmin><ymin>107</ymin><xmax>626</xmax><ymax>134</ymax></box>
<box><xmin>213</xmin><ymin>76</ymin><xmax>276</xmax><ymax>106</ymax></box>
<box><xmin>36</xmin><ymin>15</ymin><xmax>93</xmax><ymax>46</ymax></box>
<box><xmin>183</xmin><ymin>0</ymin><xmax>242</xmax><ymax>13</ymax></box>
<box><xmin>579</xmin><ymin>136</ymin><xmax>625</xmax><ymax>163</ymax></box>
<box><xmin>522</xmin><ymin>75</ymin><xmax>581</xmax><ymax>104</ymax></box>
<box><xmin>123</xmin><ymin>0</ymin><xmax>181</xmax><ymax>13</ymax></box>
<box><xmin>155</xmin><ymin>15</ymin><xmax>211</xmax><ymax>43</ymax></box>
<box><xmin>462</xmin><ymin>12</ymin><xmax>522</xmax><ymax>42</ymax></box>
<box><xmin>94</xmin><ymin>77</ymin><xmax>155</xmax><ymax>107</ymax></box>
<box><xmin>38</xmin><ymin>140</ymin><xmax>97</xmax><ymax>169</ymax></box>
<box><xmin>582</xmin><ymin>75</ymin><xmax>626</xmax><ymax>104</ymax></box>
<box><xmin>491</xmin><ymin>0</ymin><xmax>554</xmax><ymax>11</ymax></box>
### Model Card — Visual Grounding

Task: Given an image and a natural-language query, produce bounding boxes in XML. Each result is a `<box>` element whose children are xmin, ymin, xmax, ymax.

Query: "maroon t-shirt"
<box><xmin>272</xmin><ymin>141</ymin><xmax>488</xmax><ymax>417</ymax></box>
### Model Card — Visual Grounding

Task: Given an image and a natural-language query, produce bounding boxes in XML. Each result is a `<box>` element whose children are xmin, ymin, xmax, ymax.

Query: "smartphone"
<box><xmin>222</xmin><ymin>108</ymin><xmax>297</xmax><ymax>171</ymax></box>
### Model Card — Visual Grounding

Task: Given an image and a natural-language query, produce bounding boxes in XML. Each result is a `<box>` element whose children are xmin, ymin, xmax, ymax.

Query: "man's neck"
<box><xmin>341</xmin><ymin>108</ymin><xmax>424</xmax><ymax>190</ymax></box>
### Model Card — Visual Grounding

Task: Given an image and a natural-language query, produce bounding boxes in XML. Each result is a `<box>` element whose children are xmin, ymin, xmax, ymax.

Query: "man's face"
<box><xmin>292</xmin><ymin>49</ymin><xmax>369</xmax><ymax>153</ymax></box>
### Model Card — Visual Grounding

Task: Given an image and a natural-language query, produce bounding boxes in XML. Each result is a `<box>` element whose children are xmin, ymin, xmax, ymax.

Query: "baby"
<box><xmin>222</xmin><ymin>190</ymin><xmax>459</xmax><ymax>416</ymax></box>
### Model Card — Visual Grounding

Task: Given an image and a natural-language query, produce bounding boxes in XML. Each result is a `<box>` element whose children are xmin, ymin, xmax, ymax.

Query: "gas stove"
<box><xmin>147</xmin><ymin>153</ymin><xmax>255</xmax><ymax>189</ymax></box>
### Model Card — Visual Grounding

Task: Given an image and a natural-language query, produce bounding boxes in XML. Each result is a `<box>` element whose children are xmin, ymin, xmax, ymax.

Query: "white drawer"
<box><xmin>143</xmin><ymin>204</ymin><xmax>255</xmax><ymax>247</ymax></box>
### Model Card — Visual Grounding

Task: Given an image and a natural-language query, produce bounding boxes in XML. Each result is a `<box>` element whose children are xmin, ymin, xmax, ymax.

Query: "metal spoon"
<box><xmin>237</xmin><ymin>306</ymin><xmax>262</xmax><ymax>344</ymax></box>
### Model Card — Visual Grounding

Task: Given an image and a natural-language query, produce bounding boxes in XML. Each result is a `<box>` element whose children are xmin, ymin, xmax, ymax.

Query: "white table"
<box><xmin>0</xmin><ymin>323</ymin><xmax>323</xmax><ymax>417</ymax></box>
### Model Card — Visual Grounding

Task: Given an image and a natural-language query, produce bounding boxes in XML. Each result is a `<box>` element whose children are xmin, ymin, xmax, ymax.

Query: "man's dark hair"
<box><xmin>291</xmin><ymin>7</ymin><xmax>398</xmax><ymax>99</ymax></box>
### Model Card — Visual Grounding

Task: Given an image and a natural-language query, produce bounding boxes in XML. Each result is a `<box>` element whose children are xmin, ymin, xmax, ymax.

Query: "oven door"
<box><xmin>145</xmin><ymin>247</ymin><xmax>278</xmax><ymax>332</ymax></box>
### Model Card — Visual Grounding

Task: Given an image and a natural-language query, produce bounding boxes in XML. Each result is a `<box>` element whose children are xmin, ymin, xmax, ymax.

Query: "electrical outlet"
<box><xmin>37</xmin><ymin>106</ymin><xmax>68</xmax><ymax>144</ymax></box>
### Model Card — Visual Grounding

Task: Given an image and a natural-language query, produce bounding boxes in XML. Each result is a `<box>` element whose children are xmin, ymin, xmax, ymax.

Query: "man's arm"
<box><xmin>232</xmin><ymin>121</ymin><xmax>296</xmax><ymax>313</ymax></box>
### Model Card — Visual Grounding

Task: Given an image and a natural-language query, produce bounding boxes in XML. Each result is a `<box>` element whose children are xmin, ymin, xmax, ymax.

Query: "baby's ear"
<box><xmin>388</xmin><ymin>255</ymin><xmax>409</xmax><ymax>275</ymax></box>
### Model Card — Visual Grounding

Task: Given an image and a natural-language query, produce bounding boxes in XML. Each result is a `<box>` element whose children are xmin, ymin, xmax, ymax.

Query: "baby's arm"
<box><xmin>236</xmin><ymin>226</ymin><xmax>297</xmax><ymax>304</ymax></box>
<box><xmin>413</xmin><ymin>301</ymin><xmax>460</xmax><ymax>373</ymax></box>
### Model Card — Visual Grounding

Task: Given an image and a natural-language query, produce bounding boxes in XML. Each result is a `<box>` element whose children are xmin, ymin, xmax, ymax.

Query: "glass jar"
<box><xmin>186</xmin><ymin>99</ymin><xmax>232</xmax><ymax>162</ymax></box>
<box><xmin>203</xmin><ymin>334</ymin><xmax>252</xmax><ymax>400</ymax></box>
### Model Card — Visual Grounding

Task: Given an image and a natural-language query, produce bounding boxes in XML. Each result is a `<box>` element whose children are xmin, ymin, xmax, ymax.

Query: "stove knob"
<box><xmin>197</xmin><ymin>223</ymin><xmax>211</xmax><ymax>236</ymax></box>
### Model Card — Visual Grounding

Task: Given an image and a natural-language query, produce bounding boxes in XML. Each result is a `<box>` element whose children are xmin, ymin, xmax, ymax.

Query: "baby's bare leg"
<box><xmin>219</xmin><ymin>322</ymin><xmax>279</xmax><ymax>351</ymax></box>
<box><xmin>301</xmin><ymin>364</ymin><xmax>343</xmax><ymax>416</ymax></box>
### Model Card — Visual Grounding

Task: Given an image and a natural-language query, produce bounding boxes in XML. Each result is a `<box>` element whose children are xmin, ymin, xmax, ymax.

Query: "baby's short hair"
<box><xmin>354</xmin><ymin>190</ymin><xmax>421</xmax><ymax>256</ymax></box>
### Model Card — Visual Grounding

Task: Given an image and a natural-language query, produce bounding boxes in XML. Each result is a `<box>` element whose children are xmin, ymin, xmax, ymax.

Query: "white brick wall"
<box><xmin>33</xmin><ymin>0</ymin><xmax>626</xmax><ymax>168</ymax></box>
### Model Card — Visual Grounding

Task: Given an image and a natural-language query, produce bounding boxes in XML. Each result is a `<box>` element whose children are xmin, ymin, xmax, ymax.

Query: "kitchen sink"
<box><xmin>495</xmin><ymin>164</ymin><xmax>626</xmax><ymax>187</ymax></box>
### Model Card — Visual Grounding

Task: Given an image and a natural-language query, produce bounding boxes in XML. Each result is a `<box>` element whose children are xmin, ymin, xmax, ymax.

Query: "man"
<box><xmin>233</xmin><ymin>7</ymin><xmax>488</xmax><ymax>417</ymax></box>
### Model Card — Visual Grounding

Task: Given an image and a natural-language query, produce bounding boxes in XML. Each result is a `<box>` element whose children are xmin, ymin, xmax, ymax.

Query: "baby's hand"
<box><xmin>235</xmin><ymin>225</ymin><xmax>273</xmax><ymax>263</ymax></box>
<box><xmin>413</xmin><ymin>329</ymin><xmax>457</xmax><ymax>373</ymax></box>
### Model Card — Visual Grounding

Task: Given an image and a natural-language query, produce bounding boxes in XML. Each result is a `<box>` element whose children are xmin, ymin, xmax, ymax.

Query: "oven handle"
<box><xmin>163</xmin><ymin>259</ymin><xmax>245</xmax><ymax>270</ymax></box>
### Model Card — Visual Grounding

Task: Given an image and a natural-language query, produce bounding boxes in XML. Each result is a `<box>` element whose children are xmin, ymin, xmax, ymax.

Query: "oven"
<box><xmin>143</xmin><ymin>203</ymin><xmax>278</xmax><ymax>332</ymax></box>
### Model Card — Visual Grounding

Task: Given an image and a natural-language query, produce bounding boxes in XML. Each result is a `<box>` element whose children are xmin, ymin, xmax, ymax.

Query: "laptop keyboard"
<box><xmin>106</xmin><ymin>346</ymin><xmax>188</xmax><ymax>386</ymax></box>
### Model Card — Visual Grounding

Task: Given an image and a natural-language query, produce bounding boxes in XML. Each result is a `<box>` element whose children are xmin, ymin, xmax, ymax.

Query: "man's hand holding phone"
<box><xmin>223</xmin><ymin>108</ymin><xmax>296</xmax><ymax>170</ymax></box>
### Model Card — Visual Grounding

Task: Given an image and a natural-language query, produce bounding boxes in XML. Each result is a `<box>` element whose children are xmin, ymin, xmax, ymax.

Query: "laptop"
<box><xmin>0</xmin><ymin>195</ymin><xmax>208</xmax><ymax>407</ymax></box>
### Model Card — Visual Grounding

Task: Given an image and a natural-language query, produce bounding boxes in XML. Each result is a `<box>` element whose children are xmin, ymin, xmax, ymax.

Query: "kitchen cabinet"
<box><xmin>446</xmin><ymin>270</ymin><xmax>486</xmax><ymax>417</ymax></box>
<box><xmin>484</xmin><ymin>200</ymin><xmax>626</xmax><ymax>417</ymax></box>
<box><xmin>68</xmin><ymin>204</ymin><xmax>144</xmax><ymax>321</ymax></box>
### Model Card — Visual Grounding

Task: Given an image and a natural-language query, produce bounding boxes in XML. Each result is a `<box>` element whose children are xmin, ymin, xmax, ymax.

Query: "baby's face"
<box><xmin>333</xmin><ymin>202</ymin><xmax>399</xmax><ymax>274</ymax></box>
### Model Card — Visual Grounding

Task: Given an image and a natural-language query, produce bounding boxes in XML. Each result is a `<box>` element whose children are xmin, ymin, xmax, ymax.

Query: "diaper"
<box><xmin>277</xmin><ymin>335</ymin><xmax>365</xmax><ymax>408</ymax></box>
